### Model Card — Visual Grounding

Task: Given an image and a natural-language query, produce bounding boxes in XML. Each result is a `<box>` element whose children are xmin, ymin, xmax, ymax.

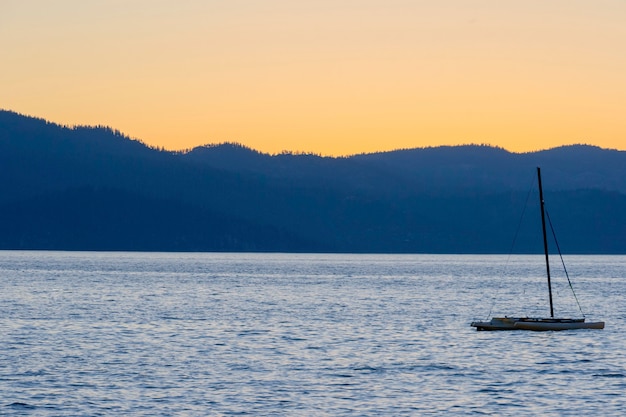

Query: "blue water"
<box><xmin>1</xmin><ymin>251</ymin><xmax>624</xmax><ymax>416</ymax></box>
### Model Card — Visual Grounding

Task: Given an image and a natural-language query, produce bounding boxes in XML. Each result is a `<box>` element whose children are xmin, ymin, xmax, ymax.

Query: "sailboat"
<box><xmin>471</xmin><ymin>167</ymin><xmax>605</xmax><ymax>331</ymax></box>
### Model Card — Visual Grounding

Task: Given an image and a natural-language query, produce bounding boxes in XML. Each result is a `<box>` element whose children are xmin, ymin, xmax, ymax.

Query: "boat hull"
<box><xmin>471</xmin><ymin>317</ymin><xmax>605</xmax><ymax>331</ymax></box>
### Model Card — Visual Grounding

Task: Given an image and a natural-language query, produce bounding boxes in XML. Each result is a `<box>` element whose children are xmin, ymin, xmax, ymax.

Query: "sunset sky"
<box><xmin>2</xmin><ymin>1</ymin><xmax>625</xmax><ymax>156</ymax></box>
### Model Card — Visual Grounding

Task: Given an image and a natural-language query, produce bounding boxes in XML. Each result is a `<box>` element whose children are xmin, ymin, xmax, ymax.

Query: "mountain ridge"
<box><xmin>2</xmin><ymin>109</ymin><xmax>625</xmax><ymax>253</ymax></box>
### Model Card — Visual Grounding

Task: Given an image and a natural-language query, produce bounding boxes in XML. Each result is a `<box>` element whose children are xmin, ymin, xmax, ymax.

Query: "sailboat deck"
<box><xmin>471</xmin><ymin>317</ymin><xmax>604</xmax><ymax>331</ymax></box>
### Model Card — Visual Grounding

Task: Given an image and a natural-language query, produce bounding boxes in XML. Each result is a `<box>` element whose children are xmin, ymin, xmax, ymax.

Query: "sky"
<box><xmin>2</xmin><ymin>1</ymin><xmax>625</xmax><ymax>156</ymax></box>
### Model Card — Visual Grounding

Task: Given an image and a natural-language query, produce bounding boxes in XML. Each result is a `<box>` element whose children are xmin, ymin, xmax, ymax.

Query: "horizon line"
<box><xmin>2</xmin><ymin>108</ymin><xmax>623</xmax><ymax>158</ymax></box>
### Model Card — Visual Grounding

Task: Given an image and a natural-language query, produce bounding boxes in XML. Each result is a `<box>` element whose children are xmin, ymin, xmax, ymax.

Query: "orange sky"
<box><xmin>2</xmin><ymin>1</ymin><xmax>625</xmax><ymax>156</ymax></box>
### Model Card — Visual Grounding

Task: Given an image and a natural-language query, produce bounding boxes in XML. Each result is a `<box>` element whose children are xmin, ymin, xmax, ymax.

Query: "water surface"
<box><xmin>1</xmin><ymin>252</ymin><xmax>624</xmax><ymax>416</ymax></box>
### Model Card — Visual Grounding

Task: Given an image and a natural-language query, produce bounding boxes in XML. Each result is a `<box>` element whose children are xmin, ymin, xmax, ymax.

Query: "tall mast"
<box><xmin>537</xmin><ymin>167</ymin><xmax>554</xmax><ymax>318</ymax></box>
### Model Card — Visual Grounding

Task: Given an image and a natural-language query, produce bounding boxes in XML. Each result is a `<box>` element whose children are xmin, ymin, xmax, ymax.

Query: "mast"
<box><xmin>537</xmin><ymin>167</ymin><xmax>554</xmax><ymax>318</ymax></box>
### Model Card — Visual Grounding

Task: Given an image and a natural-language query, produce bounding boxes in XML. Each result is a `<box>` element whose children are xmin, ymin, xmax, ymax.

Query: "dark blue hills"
<box><xmin>1</xmin><ymin>109</ymin><xmax>625</xmax><ymax>253</ymax></box>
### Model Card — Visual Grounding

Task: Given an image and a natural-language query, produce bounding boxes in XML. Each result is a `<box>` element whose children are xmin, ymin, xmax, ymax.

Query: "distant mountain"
<box><xmin>1</xmin><ymin>109</ymin><xmax>625</xmax><ymax>253</ymax></box>
<box><xmin>184</xmin><ymin>142</ymin><xmax>626</xmax><ymax>194</ymax></box>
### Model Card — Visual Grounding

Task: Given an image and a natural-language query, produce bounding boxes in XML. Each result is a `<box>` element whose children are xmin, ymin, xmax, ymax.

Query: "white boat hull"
<box><xmin>471</xmin><ymin>317</ymin><xmax>605</xmax><ymax>331</ymax></box>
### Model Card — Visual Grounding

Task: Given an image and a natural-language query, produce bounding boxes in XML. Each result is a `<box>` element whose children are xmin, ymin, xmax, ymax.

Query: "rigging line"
<box><xmin>506</xmin><ymin>172</ymin><xmax>537</xmax><ymax>257</ymax></box>
<box><xmin>486</xmin><ymin>171</ymin><xmax>537</xmax><ymax>320</ymax></box>
<box><xmin>545</xmin><ymin>208</ymin><xmax>586</xmax><ymax>317</ymax></box>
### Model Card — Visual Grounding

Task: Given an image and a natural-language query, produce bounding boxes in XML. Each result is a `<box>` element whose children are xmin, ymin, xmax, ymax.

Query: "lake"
<box><xmin>1</xmin><ymin>251</ymin><xmax>624</xmax><ymax>416</ymax></box>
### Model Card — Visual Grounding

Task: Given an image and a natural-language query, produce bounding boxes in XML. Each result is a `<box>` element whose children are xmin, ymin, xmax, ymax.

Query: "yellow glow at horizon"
<box><xmin>2</xmin><ymin>1</ymin><xmax>625</xmax><ymax>156</ymax></box>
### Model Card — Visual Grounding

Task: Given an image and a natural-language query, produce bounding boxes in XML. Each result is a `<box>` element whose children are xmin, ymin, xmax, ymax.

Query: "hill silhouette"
<box><xmin>1</xmin><ymin>109</ymin><xmax>626</xmax><ymax>253</ymax></box>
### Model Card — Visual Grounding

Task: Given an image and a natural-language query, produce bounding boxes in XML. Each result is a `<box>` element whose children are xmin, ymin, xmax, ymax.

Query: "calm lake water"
<box><xmin>1</xmin><ymin>251</ymin><xmax>624</xmax><ymax>416</ymax></box>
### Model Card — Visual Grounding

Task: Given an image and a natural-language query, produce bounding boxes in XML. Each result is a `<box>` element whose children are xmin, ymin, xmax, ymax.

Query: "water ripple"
<box><xmin>0</xmin><ymin>252</ymin><xmax>625</xmax><ymax>416</ymax></box>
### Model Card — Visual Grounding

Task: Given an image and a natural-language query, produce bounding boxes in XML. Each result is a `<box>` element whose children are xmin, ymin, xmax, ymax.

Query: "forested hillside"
<box><xmin>2</xmin><ymin>110</ymin><xmax>625</xmax><ymax>253</ymax></box>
